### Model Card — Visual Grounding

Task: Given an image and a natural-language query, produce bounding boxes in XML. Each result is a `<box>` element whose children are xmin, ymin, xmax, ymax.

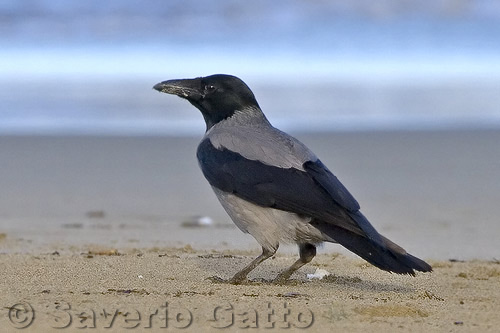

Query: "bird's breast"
<box><xmin>211</xmin><ymin>187</ymin><xmax>324</xmax><ymax>248</ymax></box>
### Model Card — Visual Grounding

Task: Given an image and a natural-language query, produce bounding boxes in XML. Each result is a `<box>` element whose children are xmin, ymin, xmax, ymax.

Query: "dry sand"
<box><xmin>0</xmin><ymin>246</ymin><xmax>499</xmax><ymax>332</ymax></box>
<box><xmin>1</xmin><ymin>130</ymin><xmax>500</xmax><ymax>332</ymax></box>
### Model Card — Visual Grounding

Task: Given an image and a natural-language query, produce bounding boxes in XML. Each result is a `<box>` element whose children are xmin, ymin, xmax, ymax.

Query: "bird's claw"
<box><xmin>272</xmin><ymin>277</ymin><xmax>288</xmax><ymax>285</ymax></box>
<box><xmin>228</xmin><ymin>274</ymin><xmax>248</xmax><ymax>285</ymax></box>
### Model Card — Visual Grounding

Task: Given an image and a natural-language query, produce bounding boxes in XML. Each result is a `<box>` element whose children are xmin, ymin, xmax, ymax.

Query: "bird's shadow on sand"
<box><xmin>315</xmin><ymin>274</ymin><xmax>416</xmax><ymax>293</ymax></box>
<box><xmin>206</xmin><ymin>274</ymin><xmax>416</xmax><ymax>294</ymax></box>
<box><xmin>195</xmin><ymin>253</ymin><xmax>418</xmax><ymax>294</ymax></box>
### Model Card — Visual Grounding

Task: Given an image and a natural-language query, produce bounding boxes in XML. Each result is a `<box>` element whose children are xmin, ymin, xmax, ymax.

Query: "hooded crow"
<box><xmin>153</xmin><ymin>74</ymin><xmax>432</xmax><ymax>283</ymax></box>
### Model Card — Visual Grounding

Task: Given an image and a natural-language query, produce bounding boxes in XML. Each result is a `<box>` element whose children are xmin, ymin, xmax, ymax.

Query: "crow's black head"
<box><xmin>154</xmin><ymin>74</ymin><xmax>260</xmax><ymax>130</ymax></box>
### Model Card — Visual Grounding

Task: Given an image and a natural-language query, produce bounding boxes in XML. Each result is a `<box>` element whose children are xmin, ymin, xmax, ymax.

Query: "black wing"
<box><xmin>197</xmin><ymin>138</ymin><xmax>383</xmax><ymax>245</ymax></box>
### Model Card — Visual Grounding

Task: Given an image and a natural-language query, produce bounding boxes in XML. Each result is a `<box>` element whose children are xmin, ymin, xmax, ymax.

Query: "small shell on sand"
<box><xmin>307</xmin><ymin>268</ymin><xmax>331</xmax><ymax>280</ymax></box>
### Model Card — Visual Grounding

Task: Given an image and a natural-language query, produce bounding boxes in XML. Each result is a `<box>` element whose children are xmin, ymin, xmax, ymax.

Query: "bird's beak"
<box><xmin>153</xmin><ymin>78</ymin><xmax>203</xmax><ymax>101</ymax></box>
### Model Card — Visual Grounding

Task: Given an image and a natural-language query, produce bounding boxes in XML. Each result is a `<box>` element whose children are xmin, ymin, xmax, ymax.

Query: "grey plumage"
<box><xmin>153</xmin><ymin>74</ymin><xmax>432</xmax><ymax>283</ymax></box>
<box><xmin>207</xmin><ymin>107</ymin><xmax>315</xmax><ymax>170</ymax></box>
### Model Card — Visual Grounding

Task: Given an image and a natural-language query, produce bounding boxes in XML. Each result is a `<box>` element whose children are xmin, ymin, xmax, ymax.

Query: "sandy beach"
<box><xmin>0</xmin><ymin>249</ymin><xmax>499</xmax><ymax>332</ymax></box>
<box><xmin>1</xmin><ymin>130</ymin><xmax>500</xmax><ymax>331</ymax></box>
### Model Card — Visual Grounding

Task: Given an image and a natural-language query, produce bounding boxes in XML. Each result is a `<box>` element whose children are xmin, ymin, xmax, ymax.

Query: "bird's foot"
<box><xmin>206</xmin><ymin>276</ymin><xmax>226</xmax><ymax>283</ymax></box>
<box><xmin>272</xmin><ymin>272</ymin><xmax>292</xmax><ymax>285</ymax></box>
<box><xmin>206</xmin><ymin>274</ymin><xmax>249</xmax><ymax>285</ymax></box>
<box><xmin>228</xmin><ymin>273</ymin><xmax>248</xmax><ymax>285</ymax></box>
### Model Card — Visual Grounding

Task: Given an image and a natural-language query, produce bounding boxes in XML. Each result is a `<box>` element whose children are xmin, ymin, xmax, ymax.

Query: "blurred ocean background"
<box><xmin>1</xmin><ymin>0</ymin><xmax>500</xmax><ymax>135</ymax></box>
<box><xmin>1</xmin><ymin>1</ymin><xmax>500</xmax><ymax>259</ymax></box>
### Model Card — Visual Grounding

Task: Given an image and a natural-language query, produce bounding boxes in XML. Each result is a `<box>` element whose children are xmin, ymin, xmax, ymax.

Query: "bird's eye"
<box><xmin>205</xmin><ymin>85</ymin><xmax>216</xmax><ymax>93</ymax></box>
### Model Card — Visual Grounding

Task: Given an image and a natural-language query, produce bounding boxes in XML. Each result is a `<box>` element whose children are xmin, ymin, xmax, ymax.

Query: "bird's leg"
<box><xmin>229</xmin><ymin>245</ymin><xmax>277</xmax><ymax>284</ymax></box>
<box><xmin>273</xmin><ymin>243</ymin><xmax>316</xmax><ymax>284</ymax></box>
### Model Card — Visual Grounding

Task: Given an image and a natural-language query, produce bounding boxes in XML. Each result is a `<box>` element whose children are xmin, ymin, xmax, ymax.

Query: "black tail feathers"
<box><xmin>313</xmin><ymin>221</ymin><xmax>432</xmax><ymax>275</ymax></box>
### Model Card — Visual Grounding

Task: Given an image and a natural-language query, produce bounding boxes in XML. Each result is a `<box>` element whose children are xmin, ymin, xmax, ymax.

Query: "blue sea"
<box><xmin>1</xmin><ymin>0</ymin><xmax>500</xmax><ymax>135</ymax></box>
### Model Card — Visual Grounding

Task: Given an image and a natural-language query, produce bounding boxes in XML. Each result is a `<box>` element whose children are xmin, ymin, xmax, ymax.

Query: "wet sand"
<box><xmin>1</xmin><ymin>130</ymin><xmax>500</xmax><ymax>331</ymax></box>
<box><xmin>1</xmin><ymin>130</ymin><xmax>499</xmax><ymax>258</ymax></box>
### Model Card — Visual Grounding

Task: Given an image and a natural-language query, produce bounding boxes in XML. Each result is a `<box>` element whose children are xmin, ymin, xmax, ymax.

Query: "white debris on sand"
<box><xmin>307</xmin><ymin>268</ymin><xmax>331</xmax><ymax>280</ymax></box>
